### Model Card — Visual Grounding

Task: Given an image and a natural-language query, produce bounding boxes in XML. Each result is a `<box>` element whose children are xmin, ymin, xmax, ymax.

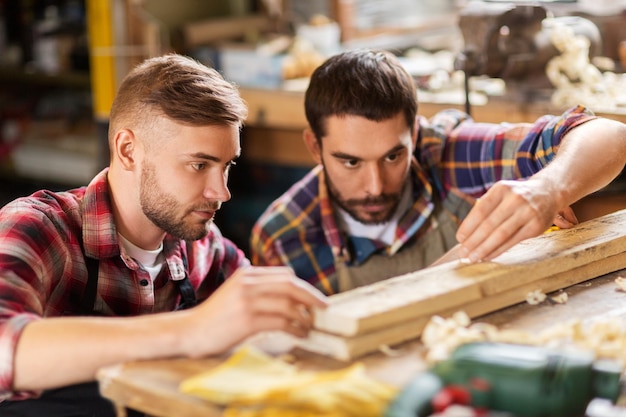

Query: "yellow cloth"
<box><xmin>180</xmin><ymin>346</ymin><xmax>398</xmax><ymax>417</ymax></box>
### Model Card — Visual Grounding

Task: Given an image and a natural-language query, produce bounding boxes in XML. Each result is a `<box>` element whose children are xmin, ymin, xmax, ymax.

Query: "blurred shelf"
<box><xmin>0</xmin><ymin>66</ymin><xmax>91</xmax><ymax>89</ymax></box>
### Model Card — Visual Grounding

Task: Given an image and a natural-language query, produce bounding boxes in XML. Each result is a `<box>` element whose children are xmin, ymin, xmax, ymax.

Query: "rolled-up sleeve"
<box><xmin>0</xmin><ymin>204</ymin><xmax>56</xmax><ymax>400</ymax></box>
<box><xmin>0</xmin><ymin>312</ymin><xmax>41</xmax><ymax>400</ymax></box>
<box><xmin>440</xmin><ymin>105</ymin><xmax>596</xmax><ymax>197</ymax></box>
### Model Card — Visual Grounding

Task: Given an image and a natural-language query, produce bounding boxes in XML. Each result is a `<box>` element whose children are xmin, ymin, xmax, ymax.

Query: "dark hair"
<box><xmin>108</xmin><ymin>53</ymin><xmax>247</xmax><ymax>142</ymax></box>
<box><xmin>304</xmin><ymin>49</ymin><xmax>417</xmax><ymax>141</ymax></box>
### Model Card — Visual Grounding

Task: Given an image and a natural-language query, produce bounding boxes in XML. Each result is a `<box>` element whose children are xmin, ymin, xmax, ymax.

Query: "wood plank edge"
<box><xmin>299</xmin><ymin>252</ymin><xmax>626</xmax><ymax>360</ymax></box>
<box><xmin>313</xmin><ymin>211</ymin><xmax>626</xmax><ymax>337</ymax></box>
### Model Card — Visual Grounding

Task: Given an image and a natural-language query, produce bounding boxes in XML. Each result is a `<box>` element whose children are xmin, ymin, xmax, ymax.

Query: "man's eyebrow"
<box><xmin>386</xmin><ymin>144</ymin><xmax>407</xmax><ymax>155</ymax></box>
<box><xmin>331</xmin><ymin>151</ymin><xmax>359</xmax><ymax>160</ymax></box>
<box><xmin>188</xmin><ymin>152</ymin><xmax>220</xmax><ymax>162</ymax></box>
<box><xmin>188</xmin><ymin>152</ymin><xmax>241</xmax><ymax>163</ymax></box>
<box><xmin>331</xmin><ymin>144</ymin><xmax>406</xmax><ymax>160</ymax></box>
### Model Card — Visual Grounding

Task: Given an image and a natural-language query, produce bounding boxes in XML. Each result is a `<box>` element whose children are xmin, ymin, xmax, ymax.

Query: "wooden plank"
<box><xmin>98</xmin><ymin>358</ymin><xmax>226</xmax><ymax>417</ymax></box>
<box><xmin>312</xmin><ymin>209</ymin><xmax>626</xmax><ymax>338</ymax></box>
<box><xmin>95</xmin><ymin>269</ymin><xmax>626</xmax><ymax>417</ymax></box>
<box><xmin>298</xmin><ymin>251</ymin><xmax>626</xmax><ymax>361</ymax></box>
<box><xmin>449</xmin><ymin>251</ymin><xmax>626</xmax><ymax>319</ymax></box>
<box><xmin>297</xmin><ymin>316</ymin><xmax>431</xmax><ymax>362</ymax></box>
<box><xmin>183</xmin><ymin>16</ymin><xmax>272</xmax><ymax>48</ymax></box>
<box><xmin>477</xmin><ymin>212</ymin><xmax>626</xmax><ymax>295</ymax></box>
<box><xmin>313</xmin><ymin>261</ymin><xmax>485</xmax><ymax>337</ymax></box>
<box><xmin>237</xmin><ymin>88</ymin><xmax>626</xmax><ymax>135</ymax></box>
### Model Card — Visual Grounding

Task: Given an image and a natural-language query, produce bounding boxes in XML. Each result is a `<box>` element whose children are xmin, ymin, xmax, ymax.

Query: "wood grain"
<box><xmin>302</xmin><ymin>209</ymin><xmax>626</xmax><ymax>359</ymax></box>
<box><xmin>299</xmin><ymin>251</ymin><xmax>626</xmax><ymax>361</ymax></box>
<box><xmin>97</xmin><ymin>269</ymin><xmax>626</xmax><ymax>417</ymax></box>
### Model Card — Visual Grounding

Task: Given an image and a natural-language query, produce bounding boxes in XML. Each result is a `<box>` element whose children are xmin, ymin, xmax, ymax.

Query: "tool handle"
<box><xmin>385</xmin><ymin>371</ymin><xmax>444</xmax><ymax>417</ymax></box>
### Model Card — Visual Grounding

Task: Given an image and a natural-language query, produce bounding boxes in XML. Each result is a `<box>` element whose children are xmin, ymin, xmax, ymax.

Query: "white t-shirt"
<box><xmin>118</xmin><ymin>233</ymin><xmax>164</xmax><ymax>281</ymax></box>
<box><xmin>335</xmin><ymin>182</ymin><xmax>413</xmax><ymax>246</ymax></box>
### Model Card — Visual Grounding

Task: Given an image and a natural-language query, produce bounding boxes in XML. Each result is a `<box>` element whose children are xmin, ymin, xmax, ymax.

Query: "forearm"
<box><xmin>456</xmin><ymin>117</ymin><xmax>626</xmax><ymax>263</ymax></box>
<box><xmin>532</xmin><ymin>118</ymin><xmax>626</xmax><ymax>208</ymax></box>
<box><xmin>13</xmin><ymin>312</ymin><xmax>190</xmax><ymax>391</ymax></box>
<box><xmin>13</xmin><ymin>266</ymin><xmax>328</xmax><ymax>393</ymax></box>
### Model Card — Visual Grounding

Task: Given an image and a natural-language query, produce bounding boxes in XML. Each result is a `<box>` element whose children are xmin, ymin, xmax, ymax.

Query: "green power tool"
<box><xmin>386</xmin><ymin>342</ymin><xmax>625</xmax><ymax>417</ymax></box>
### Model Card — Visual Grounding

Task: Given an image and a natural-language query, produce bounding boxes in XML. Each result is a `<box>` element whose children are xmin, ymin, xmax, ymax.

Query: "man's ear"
<box><xmin>113</xmin><ymin>129</ymin><xmax>137</xmax><ymax>170</ymax></box>
<box><xmin>303</xmin><ymin>128</ymin><xmax>322</xmax><ymax>165</ymax></box>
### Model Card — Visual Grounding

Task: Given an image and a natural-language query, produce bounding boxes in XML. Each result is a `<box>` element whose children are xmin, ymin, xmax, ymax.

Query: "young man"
<box><xmin>250</xmin><ymin>48</ymin><xmax>626</xmax><ymax>296</ymax></box>
<box><xmin>0</xmin><ymin>54</ymin><xmax>327</xmax><ymax>416</ymax></box>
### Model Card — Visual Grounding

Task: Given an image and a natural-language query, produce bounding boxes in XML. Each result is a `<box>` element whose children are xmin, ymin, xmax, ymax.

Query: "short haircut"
<box><xmin>304</xmin><ymin>49</ymin><xmax>417</xmax><ymax>141</ymax></box>
<box><xmin>108</xmin><ymin>54</ymin><xmax>248</xmax><ymax>144</ymax></box>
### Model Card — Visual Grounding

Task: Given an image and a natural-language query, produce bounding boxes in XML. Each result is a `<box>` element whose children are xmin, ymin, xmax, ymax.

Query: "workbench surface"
<box><xmin>97</xmin><ymin>269</ymin><xmax>626</xmax><ymax>417</ymax></box>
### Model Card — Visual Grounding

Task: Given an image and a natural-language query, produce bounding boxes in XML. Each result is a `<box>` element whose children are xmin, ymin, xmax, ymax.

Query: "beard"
<box><xmin>140</xmin><ymin>162</ymin><xmax>219</xmax><ymax>241</ymax></box>
<box><xmin>325</xmin><ymin>174</ymin><xmax>402</xmax><ymax>225</ymax></box>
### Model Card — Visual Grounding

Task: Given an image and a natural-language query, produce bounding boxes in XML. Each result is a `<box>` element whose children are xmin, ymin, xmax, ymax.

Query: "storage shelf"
<box><xmin>0</xmin><ymin>66</ymin><xmax>91</xmax><ymax>89</ymax></box>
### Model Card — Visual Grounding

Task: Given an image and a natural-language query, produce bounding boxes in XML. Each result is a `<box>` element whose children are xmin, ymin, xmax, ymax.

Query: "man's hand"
<box><xmin>179</xmin><ymin>266</ymin><xmax>328</xmax><ymax>358</ymax></box>
<box><xmin>455</xmin><ymin>179</ymin><xmax>578</xmax><ymax>263</ymax></box>
<box><xmin>14</xmin><ymin>266</ymin><xmax>327</xmax><ymax>391</ymax></box>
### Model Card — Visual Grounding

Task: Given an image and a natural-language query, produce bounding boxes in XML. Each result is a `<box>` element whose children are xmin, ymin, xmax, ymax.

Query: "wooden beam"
<box><xmin>183</xmin><ymin>15</ymin><xmax>272</xmax><ymax>48</ymax></box>
<box><xmin>313</xmin><ymin>209</ymin><xmax>626</xmax><ymax>338</ymax></box>
<box><xmin>299</xmin><ymin>251</ymin><xmax>626</xmax><ymax>361</ymax></box>
<box><xmin>298</xmin><ymin>210</ymin><xmax>626</xmax><ymax>360</ymax></box>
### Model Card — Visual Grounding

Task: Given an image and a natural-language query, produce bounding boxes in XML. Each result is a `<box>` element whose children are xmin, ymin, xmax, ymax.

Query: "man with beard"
<box><xmin>0</xmin><ymin>54</ymin><xmax>327</xmax><ymax>416</ymax></box>
<box><xmin>250</xmin><ymin>48</ymin><xmax>626</xmax><ymax>295</ymax></box>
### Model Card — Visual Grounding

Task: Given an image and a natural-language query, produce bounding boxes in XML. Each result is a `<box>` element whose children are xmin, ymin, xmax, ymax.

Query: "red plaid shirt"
<box><xmin>0</xmin><ymin>168</ymin><xmax>248</xmax><ymax>400</ymax></box>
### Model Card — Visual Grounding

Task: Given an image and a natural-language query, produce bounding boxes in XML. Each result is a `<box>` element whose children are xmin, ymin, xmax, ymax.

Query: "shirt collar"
<box><xmin>81</xmin><ymin>168</ymin><xmax>119</xmax><ymax>259</ymax></box>
<box><xmin>317</xmin><ymin>157</ymin><xmax>435</xmax><ymax>265</ymax></box>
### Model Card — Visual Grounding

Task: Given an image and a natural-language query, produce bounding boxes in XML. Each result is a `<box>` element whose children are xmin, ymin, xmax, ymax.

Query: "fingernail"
<box><xmin>469</xmin><ymin>253</ymin><xmax>482</xmax><ymax>263</ymax></box>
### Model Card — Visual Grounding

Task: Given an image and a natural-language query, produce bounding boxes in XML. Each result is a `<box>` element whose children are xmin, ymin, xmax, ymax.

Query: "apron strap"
<box><xmin>175</xmin><ymin>243</ymin><xmax>197</xmax><ymax>310</ymax></box>
<box><xmin>81</xmin><ymin>249</ymin><xmax>198</xmax><ymax>314</ymax></box>
<box><xmin>80</xmin><ymin>256</ymin><xmax>99</xmax><ymax>315</ymax></box>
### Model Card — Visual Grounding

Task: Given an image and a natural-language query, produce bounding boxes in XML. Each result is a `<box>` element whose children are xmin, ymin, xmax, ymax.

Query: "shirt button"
<box><xmin>139</xmin><ymin>279</ymin><xmax>149</xmax><ymax>286</ymax></box>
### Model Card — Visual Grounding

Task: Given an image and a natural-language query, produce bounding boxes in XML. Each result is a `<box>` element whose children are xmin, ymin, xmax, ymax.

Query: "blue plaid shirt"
<box><xmin>250</xmin><ymin>106</ymin><xmax>596</xmax><ymax>295</ymax></box>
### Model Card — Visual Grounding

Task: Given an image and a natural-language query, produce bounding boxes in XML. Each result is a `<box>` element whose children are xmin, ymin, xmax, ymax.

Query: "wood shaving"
<box><xmin>378</xmin><ymin>344</ymin><xmax>403</xmax><ymax>357</ymax></box>
<box><xmin>615</xmin><ymin>276</ymin><xmax>626</xmax><ymax>292</ymax></box>
<box><xmin>278</xmin><ymin>353</ymin><xmax>297</xmax><ymax>364</ymax></box>
<box><xmin>550</xmin><ymin>292</ymin><xmax>569</xmax><ymax>304</ymax></box>
<box><xmin>421</xmin><ymin>310</ymin><xmax>626</xmax><ymax>366</ymax></box>
<box><xmin>526</xmin><ymin>289</ymin><xmax>547</xmax><ymax>305</ymax></box>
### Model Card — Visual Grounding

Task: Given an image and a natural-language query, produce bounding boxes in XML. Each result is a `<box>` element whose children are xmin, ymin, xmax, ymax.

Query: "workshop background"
<box><xmin>1</xmin><ymin>0</ymin><xmax>626</xmax><ymax>256</ymax></box>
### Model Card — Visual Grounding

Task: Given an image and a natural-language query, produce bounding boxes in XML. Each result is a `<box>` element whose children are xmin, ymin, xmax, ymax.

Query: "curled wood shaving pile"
<box><xmin>421</xmin><ymin>311</ymin><xmax>626</xmax><ymax>365</ymax></box>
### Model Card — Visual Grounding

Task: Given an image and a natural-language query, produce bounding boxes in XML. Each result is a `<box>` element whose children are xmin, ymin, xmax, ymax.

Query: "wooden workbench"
<box><xmin>239</xmin><ymin>86</ymin><xmax>626</xmax><ymax>167</ymax></box>
<box><xmin>97</xmin><ymin>268</ymin><xmax>626</xmax><ymax>417</ymax></box>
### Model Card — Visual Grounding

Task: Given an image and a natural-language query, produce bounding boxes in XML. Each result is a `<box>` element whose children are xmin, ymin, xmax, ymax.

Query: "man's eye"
<box><xmin>192</xmin><ymin>163</ymin><xmax>207</xmax><ymax>171</ymax></box>
<box><xmin>386</xmin><ymin>153</ymin><xmax>400</xmax><ymax>162</ymax></box>
<box><xmin>344</xmin><ymin>159</ymin><xmax>359</xmax><ymax>168</ymax></box>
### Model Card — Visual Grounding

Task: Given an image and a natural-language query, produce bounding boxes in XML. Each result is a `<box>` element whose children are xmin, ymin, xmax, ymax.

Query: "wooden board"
<box><xmin>98</xmin><ymin>357</ymin><xmax>228</xmax><ymax>417</ymax></box>
<box><xmin>96</xmin><ymin>270</ymin><xmax>626</xmax><ymax>417</ymax></box>
<box><xmin>298</xmin><ymin>251</ymin><xmax>626</xmax><ymax>361</ymax></box>
<box><xmin>300</xmin><ymin>209</ymin><xmax>626</xmax><ymax>360</ymax></box>
<box><xmin>183</xmin><ymin>15</ymin><xmax>272</xmax><ymax>48</ymax></box>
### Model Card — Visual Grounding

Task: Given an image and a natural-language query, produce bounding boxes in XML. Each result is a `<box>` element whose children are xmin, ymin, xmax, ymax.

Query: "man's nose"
<box><xmin>204</xmin><ymin>175</ymin><xmax>231</xmax><ymax>203</ymax></box>
<box><xmin>363</xmin><ymin>164</ymin><xmax>384</xmax><ymax>195</ymax></box>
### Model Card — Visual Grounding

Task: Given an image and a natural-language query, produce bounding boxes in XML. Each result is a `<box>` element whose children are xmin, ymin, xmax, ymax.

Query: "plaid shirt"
<box><xmin>251</xmin><ymin>105</ymin><xmax>596</xmax><ymax>295</ymax></box>
<box><xmin>0</xmin><ymin>168</ymin><xmax>248</xmax><ymax>400</ymax></box>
